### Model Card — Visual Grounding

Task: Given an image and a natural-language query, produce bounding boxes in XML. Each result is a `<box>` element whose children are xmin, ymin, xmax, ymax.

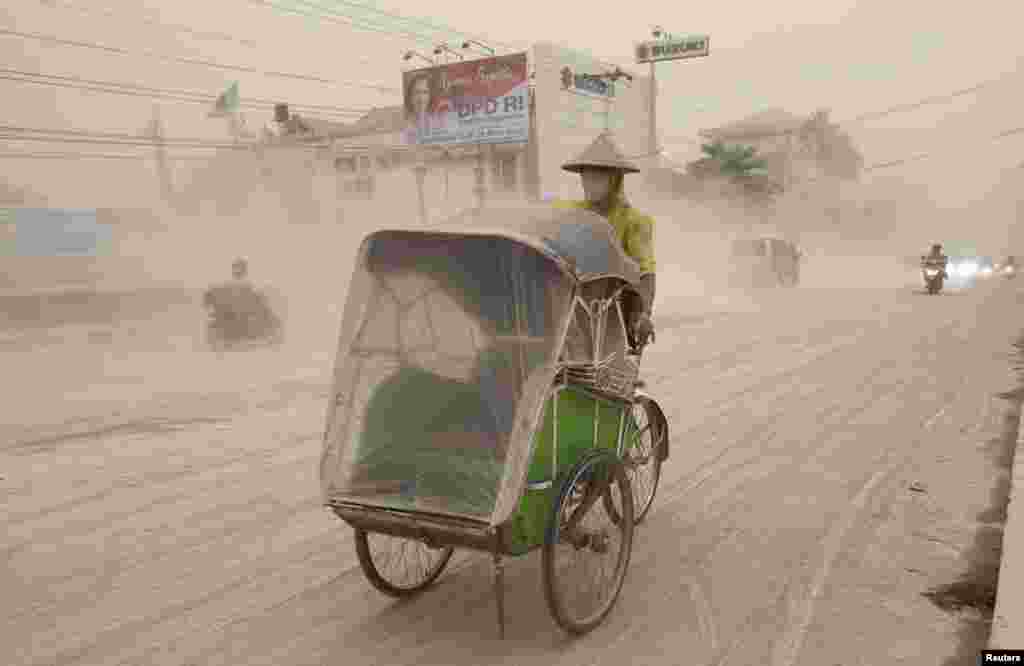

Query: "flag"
<box><xmin>0</xmin><ymin>208</ymin><xmax>16</xmax><ymax>255</ymax></box>
<box><xmin>208</xmin><ymin>81</ymin><xmax>240</xmax><ymax>118</ymax></box>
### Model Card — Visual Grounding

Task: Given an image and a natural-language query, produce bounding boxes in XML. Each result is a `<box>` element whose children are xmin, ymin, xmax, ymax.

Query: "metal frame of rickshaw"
<box><xmin>327</xmin><ymin>249</ymin><xmax>669</xmax><ymax>639</ymax></box>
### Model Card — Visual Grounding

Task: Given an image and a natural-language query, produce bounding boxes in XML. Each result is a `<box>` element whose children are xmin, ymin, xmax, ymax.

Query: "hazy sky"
<box><xmin>2</xmin><ymin>0</ymin><xmax>1023</xmax><ymax>232</ymax></box>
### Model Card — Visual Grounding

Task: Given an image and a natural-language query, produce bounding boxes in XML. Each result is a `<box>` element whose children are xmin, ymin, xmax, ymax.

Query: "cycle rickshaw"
<box><xmin>319</xmin><ymin>202</ymin><xmax>670</xmax><ymax>637</ymax></box>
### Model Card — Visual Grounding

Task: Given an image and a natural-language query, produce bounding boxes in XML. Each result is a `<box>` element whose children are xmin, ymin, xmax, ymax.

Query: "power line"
<box><xmin>38</xmin><ymin>0</ymin><xmax>262</xmax><ymax>49</ymax></box>
<box><xmin>0</xmin><ymin>69</ymin><xmax>370</xmax><ymax>119</ymax></box>
<box><xmin>0</xmin><ymin>150</ymin><xmax>213</xmax><ymax>161</ymax></box>
<box><xmin>0</xmin><ymin>124</ymin><xmax>331</xmax><ymax>150</ymax></box>
<box><xmin>0</xmin><ymin>28</ymin><xmax>401</xmax><ymax>94</ymax></box>
<box><xmin>785</xmin><ymin>123</ymin><xmax>1024</xmax><ymax>187</ymax></box>
<box><xmin>38</xmin><ymin>0</ymin><xmax>634</xmax><ymax>81</ymax></box>
<box><xmin>250</xmin><ymin>0</ymin><xmax>450</xmax><ymax>50</ymax></box>
<box><xmin>0</xmin><ymin>133</ymin><xmax>251</xmax><ymax>151</ymax></box>
<box><xmin>251</xmin><ymin>0</ymin><xmax>523</xmax><ymax>53</ymax></box>
<box><xmin>688</xmin><ymin>68</ymin><xmax>1024</xmax><ymax>146</ymax></box>
<box><xmin>843</xmin><ymin>74</ymin><xmax>1021</xmax><ymax>125</ymax></box>
<box><xmin>318</xmin><ymin>0</ymin><xmax>527</xmax><ymax>51</ymax></box>
<box><xmin>251</xmin><ymin>0</ymin><xmax>632</xmax><ymax>69</ymax></box>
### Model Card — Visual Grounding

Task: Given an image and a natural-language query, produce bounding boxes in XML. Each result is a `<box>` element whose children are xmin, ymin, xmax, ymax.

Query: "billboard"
<box><xmin>635</xmin><ymin>35</ymin><xmax>710</xmax><ymax>63</ymax></box>
<box><xmin>0</xmin><ymin>208</ymin><xmax>110</xmax><ymax>257</ymax></box>
<box><xmin>401</xmin><ymin>52</ymin><xmax>530</xmax><ymax>147</ymax></box>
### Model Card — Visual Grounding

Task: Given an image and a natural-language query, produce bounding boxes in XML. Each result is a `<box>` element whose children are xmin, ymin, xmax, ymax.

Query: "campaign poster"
<box><xmin>401</xmin><ymin>52</ymin><xmax>530</xmax><ymax>147</ymax></box>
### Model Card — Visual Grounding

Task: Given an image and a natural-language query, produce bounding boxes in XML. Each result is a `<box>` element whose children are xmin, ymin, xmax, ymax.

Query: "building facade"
<box><xmin>697</xmin><ymin>108</ymin><xmax>845</xmax><ymax>190</ymax></box>
<box><xmin>271</xmin><ymin>42</ymin><xmax>657</xmax><ymax>218</ymax></box>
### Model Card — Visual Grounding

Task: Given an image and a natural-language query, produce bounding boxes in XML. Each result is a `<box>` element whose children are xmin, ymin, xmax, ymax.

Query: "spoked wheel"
<box><xmin>354</xmin><ymin>529</ymin><xmax>454</xmax><ymax>598</ymax></box>
<box><xmin>611</xmin><ymin>400</ymin><xmax>664</xmax><ymax>525</ymax></box>
<box><xmin>543</xmin><ymin>452</ymin><xmax>635</xmax><ymax>635</ymax></box>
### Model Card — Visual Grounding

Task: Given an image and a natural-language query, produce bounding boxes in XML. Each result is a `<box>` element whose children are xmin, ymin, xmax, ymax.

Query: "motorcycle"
<box><xmin>203</xmin><ymin>285</ymin><xmax>284</xmax><ymax>350</ymax></box>
<box><xmin>921</xmin><ymin>263</ymin><xmax>945</xmax><ymax>295</ymax></box>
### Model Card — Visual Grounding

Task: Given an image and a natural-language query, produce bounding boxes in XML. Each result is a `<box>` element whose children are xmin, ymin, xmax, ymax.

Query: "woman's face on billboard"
<box><xmin>411</xmin><ymin>77</ymin><xmax>431</xmax><ymax>115</ymax></box>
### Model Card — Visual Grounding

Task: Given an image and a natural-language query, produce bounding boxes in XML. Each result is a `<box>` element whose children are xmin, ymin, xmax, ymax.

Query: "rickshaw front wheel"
<box><xmin>542</xmin><ymin>451</ymin><xmax>635</xmax><ymax>635</ymax></box>
<box><xmin>354</xmin><ymin>529</ymin><xmax>454</xmax><ymax>598</ymax></box>
<box><xmin>607</xmin><ymin>400</ymin><xmax>664</xmax><ymax>525</ymax></box>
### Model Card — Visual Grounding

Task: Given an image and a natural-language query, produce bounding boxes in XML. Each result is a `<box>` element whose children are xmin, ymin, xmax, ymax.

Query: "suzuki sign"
<box><xmin>635</xmin><ymin>35</ymin><xmax>710</xmax><ymax>63</ymax></box>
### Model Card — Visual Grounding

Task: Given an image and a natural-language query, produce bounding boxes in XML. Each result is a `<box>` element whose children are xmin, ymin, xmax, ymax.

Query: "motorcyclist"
<box><xmin>552</xmin><ymin>132</ymin><xmax>657</xmax><ymax>347</ymax></box>
<box><xmin>921</xmin><ymin>243</ymin><xmax>948</xmax><ymax>278</ymax></box>
<box><xmin>203</xmin><ymin>258</ymin><xmax>274</xmax><ymax>337</ymax></box>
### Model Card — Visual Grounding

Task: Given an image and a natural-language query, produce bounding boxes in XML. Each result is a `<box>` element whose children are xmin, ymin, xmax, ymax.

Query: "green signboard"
<box><xmin>635</xmin><ymin>35</ymin><xmax>710</xmax><ymax>64</ymax></box>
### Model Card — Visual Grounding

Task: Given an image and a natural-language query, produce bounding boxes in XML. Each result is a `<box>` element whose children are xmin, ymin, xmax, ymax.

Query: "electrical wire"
<box><xmin>0</xmin><ymin>133</ymin><xmax>252</xmax><ymax>151</ymax></box>
<box><xmin>0</xmin><ymin>150</ymin><xmax>213</xmax><ymax>161</ymax></box>
<box><xmin>295</xmin><ymin>0</ymin><xmax>528</xmax><ymax>52</ymax></box>
<box><xmin>0</xmin><ymin>69</ymin><xmax>370</xmax><ymax>119</ymax></box>
<box><xmin>0</xmin><ymin>28</ymin><xmax>401</xmax><ymax>94</ymax></box>
<box><xmin>250</xmin><ymin>0</ymin><xmax>631</xmax><ymax>68</ymax></box>
<box><xmin>784</xmin><ymin>123</ymin><xmax>1024</xmax><ymax>187</ymax></box>
<box><xmin>36</xmin><ymin>0</ymin><xmax>262</xmax><ymax>49</ymax></box>
<box><xmin>679</xmin><ymin>67</ymin><xmax>1024</xmax><ymax>145</ymax></box>
<box><xmin>0</xmin><ymin>124</ymin><xmax>333</xmax><ymax>150</ymax></box>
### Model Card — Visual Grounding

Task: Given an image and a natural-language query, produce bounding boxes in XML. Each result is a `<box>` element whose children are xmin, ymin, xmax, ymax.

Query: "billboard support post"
<box><xmin>414</xmin><ymin>160</ymin><xmax>429</xmax><ymax>224</ymax></box>
<box><xmin>474</xmin><ymin>147</ymin><xmax>488</xmax><ymax>210</ymax></box>
<box><xmin>635</xmin><ymin>32</ymin><xmax>710</xmax><ymax>157</ymax></box>
<box><xmin>649</xmin><ymin>60</ymin><xmax>657</xmax><ymax>155</ymax></box>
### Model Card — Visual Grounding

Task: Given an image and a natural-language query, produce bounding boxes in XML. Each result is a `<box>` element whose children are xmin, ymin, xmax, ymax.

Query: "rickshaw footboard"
<box><xmin>329</xmin><ymin>501</ymin><xmax>505</xmax><ymax>553</ymax></box>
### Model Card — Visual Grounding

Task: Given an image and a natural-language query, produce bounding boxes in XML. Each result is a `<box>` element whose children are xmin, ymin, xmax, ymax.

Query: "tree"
<box><xmin>699</xmin><ymin>140</ymin><xmax>768</xmax><ymax>178</ymax></box>
<box><xmin>686</xmin><ymin>141</ymin><xmax>780</xmax><ymax>204</ymax></box>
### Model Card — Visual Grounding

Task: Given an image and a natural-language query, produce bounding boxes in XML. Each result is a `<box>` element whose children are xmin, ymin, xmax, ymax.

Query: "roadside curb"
<box><xmin>989</xmin><ymin>395</ymin><xmax>1024</xmax><ymax>648</ymax></box>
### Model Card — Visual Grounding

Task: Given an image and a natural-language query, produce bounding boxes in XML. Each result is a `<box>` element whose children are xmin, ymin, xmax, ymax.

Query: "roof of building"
<box><xmin>699</xmin><ymin>108</ymin><xmax>807</xmax><ymax>141</ymax></box>
<box><xmin>348</xmin><ymin>106</ymin><xmax>406</xmax><ymax>135</ymax></box>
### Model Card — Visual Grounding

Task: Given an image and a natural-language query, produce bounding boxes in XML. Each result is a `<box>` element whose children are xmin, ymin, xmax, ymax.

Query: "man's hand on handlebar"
<box><xmin>632</xmin><ymin>312</ymin><xmax>655</xmax><ymax>347</ymax></box>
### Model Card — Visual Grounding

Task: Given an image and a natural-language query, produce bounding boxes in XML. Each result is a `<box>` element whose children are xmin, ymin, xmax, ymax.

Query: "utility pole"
<box><xmin>146</xmin><ymin>105</ymin><xmax>178</xmax><ymax>210</ymax></box>
<box><xmin>649</xmin><ymin>60</ymin><xmax>658</xmax><ymax>155</ymax></box>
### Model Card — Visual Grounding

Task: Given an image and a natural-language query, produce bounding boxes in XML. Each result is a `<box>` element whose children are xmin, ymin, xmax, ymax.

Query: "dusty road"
<box><xmin>3</xmin><ymin>279</ymin><xmax>1022</xmax><ymax>666</ymax></box>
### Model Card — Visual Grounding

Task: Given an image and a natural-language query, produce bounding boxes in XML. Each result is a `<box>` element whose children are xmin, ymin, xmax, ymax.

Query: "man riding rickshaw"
<box><xmin>319</xmin><ymin>148</ymin><xmax>671</xmax><ymax>637</ymax></box>
<box><xmin>552</xmin><ymin>132</ymin><xmax>657</xmax><ymax>349</ymax></box>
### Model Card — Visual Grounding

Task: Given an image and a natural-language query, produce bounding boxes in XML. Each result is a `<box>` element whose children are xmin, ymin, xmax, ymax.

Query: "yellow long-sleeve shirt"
<box><xmin>552</xmin><ymin>199</ymin><xmax>656</xmax><ymax>273</ymax></box>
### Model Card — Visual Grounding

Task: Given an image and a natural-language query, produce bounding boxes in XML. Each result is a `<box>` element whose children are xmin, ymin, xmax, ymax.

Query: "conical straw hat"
<box><xmin>561</xmin><ymin>131</ymin><xmax>640</xmax><ymax>174</ymax></box>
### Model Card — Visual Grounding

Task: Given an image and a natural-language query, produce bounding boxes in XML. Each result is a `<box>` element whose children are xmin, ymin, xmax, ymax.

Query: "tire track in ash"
<box><xmin>549</xmin><ymin>324</ymin><xmax>929</xmax><ymax>665</ymax></box>
<box><xmin>14</xmin><ymin>295</ymin><xmax>913</xmax><ymax>663</ymax></box>
<box><xmin>764</xmin><ymin>305</ymin><xmax>980</xmax><ymax>666</ymax></box>
<box><xmin>327</xmin><ymin>296</ymin><xmax>955</xmax><ymax>666</ymax></box>
<box><xmin>653</xmin><ymin>309</ymin><xmax>965</xmax><ymax>506</ymax></box>
<box><xmin>2</xmin><ymin>432</ymin><xmax>317</xmax><ymax>557</ymax></box>
<box><xmin>13</xmin><ymin>501</ymin><xmax>346</xmax><ymax>666</ymax></box>
<box><xmin>712</xmin><ymin>309</ymin><xmax>972</xmax><ymax>665</ymax></box>
<box><xmin>165</xmin><ymin>295</ymin><xmax>937</xmax><ymax>663</ymax></box>
<box><xmin>703</xmin><ymin>379</ymin><xmax>966</xmax><ymax>666</ymax></box>
<box><xmin>606</xmin><ymin>311</ymin><xmax>967</xmax><ymax>664</ymax></box>
<box><xmin>606</xmin><ymin>379</ymin><xmax>911</xmax><ymax>665</ymax></box>
<box><xmin>2</xmin><ymin>416</ymin><xmax>321</xmax><ymax>541</ymax></box>
<box><xmin>2</xmin><ymin>385</ymin><xmax>326</xmax><ymax>521</ymax></box>
<box><xmin>544</xmin><ymin>315</ymin><xmax>900</xmax><ymax>662</ymax></box>
<box><xmin>766</xmin><ymin>388</ymin><xmax>966</xmax><ymax>666</ymax></box>
<box><xmin>5</xmin><ymin>489</ymin><xmax>323</xmax><ymax>628</ymax></box>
